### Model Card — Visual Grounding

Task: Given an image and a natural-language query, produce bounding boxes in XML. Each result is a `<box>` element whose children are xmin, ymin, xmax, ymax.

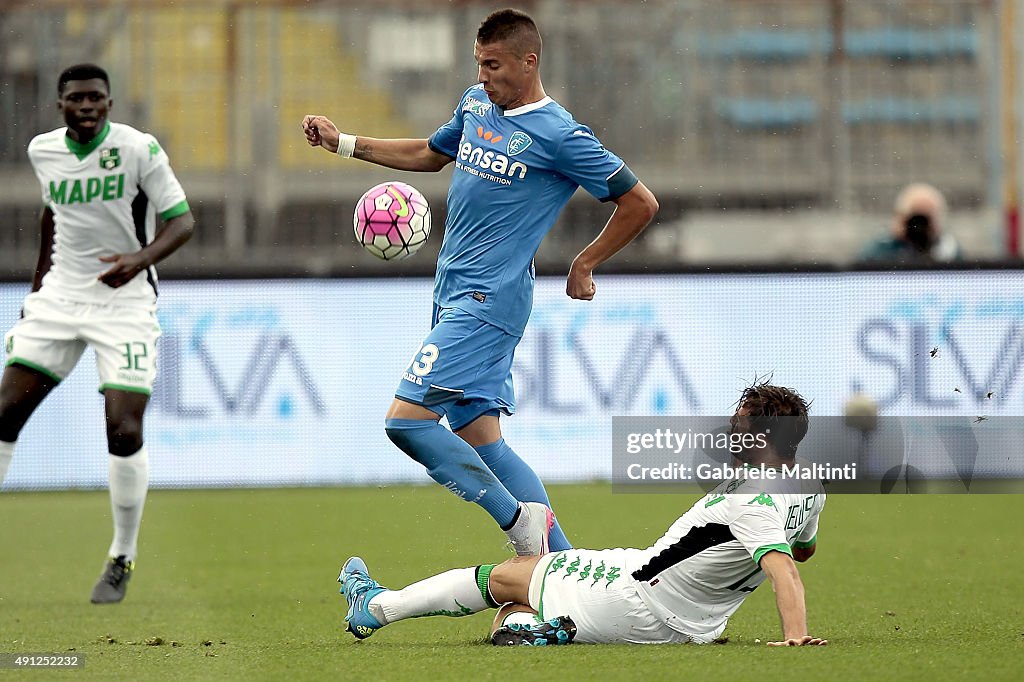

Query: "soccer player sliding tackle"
<box><xmin>338</xmin><ymin>383</ymin><xmax>829</xmax><ymax>647</ymax></box>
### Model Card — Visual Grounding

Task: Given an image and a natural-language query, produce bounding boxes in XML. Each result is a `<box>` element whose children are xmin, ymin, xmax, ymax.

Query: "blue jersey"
<box><xmin>427</xmin><ymin>84</ymin><xmax>638</xmax><ymax>337</ymax></box>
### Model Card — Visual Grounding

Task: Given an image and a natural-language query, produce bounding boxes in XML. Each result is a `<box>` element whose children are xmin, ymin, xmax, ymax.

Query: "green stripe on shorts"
<box><xmin>5</xmin><ymin>358</ymin><xmax>62</xmax><ymax>383</ymax></box>
<box><xmin>99</xmin><ymin>383</ymin><xmax>152</xmax><ymax>396</ymax></box>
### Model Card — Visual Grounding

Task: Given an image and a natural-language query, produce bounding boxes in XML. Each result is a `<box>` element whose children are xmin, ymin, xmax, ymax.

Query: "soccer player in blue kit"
<box><xmin>302</xmin><ymin>8</ymin><xmax>658</xmax><ymax>559</ymax></box>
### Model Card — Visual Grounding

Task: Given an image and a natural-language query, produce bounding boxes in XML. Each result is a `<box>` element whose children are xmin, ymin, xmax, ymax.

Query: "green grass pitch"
<box><xmin>2</xmin><ymin>485</ymin><xmax>1023</xmax><ymax>680</ymax></box>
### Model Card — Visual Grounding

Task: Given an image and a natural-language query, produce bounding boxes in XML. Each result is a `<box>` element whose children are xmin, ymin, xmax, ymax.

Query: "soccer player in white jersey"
<box><xmin>0</xmin><ymin>64</ymin><xmax>194</xmax><ymax>603</ymax></box>
<box><xmin>338</xmin><ymin>383</ymin><xmax>829</xmax><ymax>647</ymax></box>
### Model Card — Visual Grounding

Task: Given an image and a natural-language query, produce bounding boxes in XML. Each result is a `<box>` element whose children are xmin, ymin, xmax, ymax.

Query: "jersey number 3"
<box><xmin>409</xmin><ymin>343</ymin><xmax>440</xmax><ymax>377</ymax></box>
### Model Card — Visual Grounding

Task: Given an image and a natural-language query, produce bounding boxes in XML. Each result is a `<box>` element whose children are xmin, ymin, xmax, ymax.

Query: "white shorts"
<box><xmin>528</xmin><ymin>548</ymin><xmax>691</xmax><ymax>645</ymax></box>
<box><xmin>3</xmin><ymin>290</ymin><xmax>161</xmax><ymax>394</ymax></box>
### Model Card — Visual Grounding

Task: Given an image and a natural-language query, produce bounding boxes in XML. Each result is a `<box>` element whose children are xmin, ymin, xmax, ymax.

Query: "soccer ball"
<box><xmin>353</xmin><ymin>181</ymin><xmax>431</xmax><ymax>260</ymax></box>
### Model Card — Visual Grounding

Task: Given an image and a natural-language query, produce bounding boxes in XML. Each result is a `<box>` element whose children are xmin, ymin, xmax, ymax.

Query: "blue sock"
<box><xmin>474</xmin><ymin>438</ymin><xmax>572</xmax><ymax>551</ymax></box>
<box><xmin>385</xmin><ymin>419</ymin><xmax>520</xmax><ymax>529</ymax></box>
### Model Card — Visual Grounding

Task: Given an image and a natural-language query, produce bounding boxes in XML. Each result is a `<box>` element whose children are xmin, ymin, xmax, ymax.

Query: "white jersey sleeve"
<box><xmin>796</xmin><ymin>517</ymin><xmax>818</xmax><ymax>546</ymax></box>
<box><xmin>793</xmin><ymin>496</ymin><xmax>823</xmax><ymax>547</ymax></box>
<box><xmin>724</xmin><ymin>493</ymin><xmax>793</xmax><ymax>564</ymax></box>
<box><xmin>136</xmin><ymin>134</ymin><xmax>188</xmax><ymax>220</ymax></box>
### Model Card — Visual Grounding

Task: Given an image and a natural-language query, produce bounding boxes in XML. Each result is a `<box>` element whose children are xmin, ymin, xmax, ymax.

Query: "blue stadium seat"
<box><xmin>698</xmin><ymin>27</ymin><xmax>976</xmax><ymax>61</ymax></box>
<box><xmin>842</xmin><ymin>97</ymin><xmax>979</xmax><ymax>124</ymax></box>
<box><xmin>716</xmin><ymin>98</ymin><xmax>818</xmax><ymax>129</ymax></box>
<box><xmin>698</xmin><ymin>30</ymin><xmax>831</xmax><ymax>61</ymax></box>
<box><xmin>844</xmin><ymin>28</ymin><xmax>977</xmax><ymax>60</ymax></box>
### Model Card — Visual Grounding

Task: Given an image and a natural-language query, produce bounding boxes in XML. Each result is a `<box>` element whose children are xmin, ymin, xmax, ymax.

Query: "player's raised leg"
<box><xmin>2</xmin><ymin>305</ymin><xmax>84</xmax><ymax>483</ymax></box>
<box><xmin>0</xmin><ymin>364</ymin><xmax>61</xmax><ymax>484</ymax></box>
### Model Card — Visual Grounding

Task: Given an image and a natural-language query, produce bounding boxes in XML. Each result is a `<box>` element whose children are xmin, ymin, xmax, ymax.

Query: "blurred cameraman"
<box><xmin>858</xmin><ymin>183</ymin><xmax>962</xmax><ymax>264</ymax></box>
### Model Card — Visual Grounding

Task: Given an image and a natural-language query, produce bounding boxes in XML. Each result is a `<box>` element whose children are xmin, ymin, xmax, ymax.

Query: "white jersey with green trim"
<box><xmin>27</xmin><ymin>121</ymin><xmax>189</xmax><ymax>305</ymax></box>
<box><xmin>633</xmin><ymin>475</ymin><xmax>825</xmax><ymax>642</ymax></box>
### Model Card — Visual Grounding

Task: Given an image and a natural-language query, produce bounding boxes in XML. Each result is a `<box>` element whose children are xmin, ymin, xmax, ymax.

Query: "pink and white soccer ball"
<box><xmin>353</xmin><ymin>181</ymin><xmax>431</xmax><ymax>260</ymax></box>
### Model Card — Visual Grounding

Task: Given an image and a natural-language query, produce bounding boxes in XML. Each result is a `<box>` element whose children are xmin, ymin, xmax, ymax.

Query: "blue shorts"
<box><xmin>394</xmin><ymin>305</ymin><xmax>519</xmax><ymax>431</ymax></box>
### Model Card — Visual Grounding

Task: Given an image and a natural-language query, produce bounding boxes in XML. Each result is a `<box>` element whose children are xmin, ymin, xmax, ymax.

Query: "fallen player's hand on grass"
<box><xmin>767</xmin><ymin>636</ymin><xmax>829</xmax><ymax>647</ymax></box>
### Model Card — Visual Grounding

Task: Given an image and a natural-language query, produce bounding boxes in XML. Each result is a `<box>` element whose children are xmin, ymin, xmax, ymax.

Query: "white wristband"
<box><xmin>336</xmin><ymin>133</ymin><xmax>357</xmax><ymax>158</ymax></box>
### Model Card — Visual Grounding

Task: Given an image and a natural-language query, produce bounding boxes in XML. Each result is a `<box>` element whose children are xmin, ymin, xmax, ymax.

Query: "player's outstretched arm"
<box><xmin>98</xmin><ymin>211</ymin><xmax>195</xmax><ymax>289</ymax></box>
<box><xmin>760</xmin><ymin>550</ymin><xmax>828</xmax><ymax>646</ymax></box>
<box><xmin>301</xmin><ymin>115</ymin><xmax>451</xmax><ymax>172</ymax></box>
<box><xmin>30</xmin><ymin>207</ymin><xmax>55</xmax><ymax>294</ymax></box>
<box><xmin>566</xmin><ymin>181</ymin><xmax>658</xmax><ymax>300</ymax></box>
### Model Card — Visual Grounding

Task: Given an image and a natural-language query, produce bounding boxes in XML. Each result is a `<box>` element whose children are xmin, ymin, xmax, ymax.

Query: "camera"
<box><xmin>903</xmin><ymin>213</ymin><xmax>935</xmax><ymax>252</ymax></box>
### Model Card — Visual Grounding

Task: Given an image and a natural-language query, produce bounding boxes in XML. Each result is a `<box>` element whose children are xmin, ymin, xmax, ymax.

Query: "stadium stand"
<box><xmin>0</xmin><ymin>0</ymin><xmax>1002</xmax><ymax>275</ymax></box>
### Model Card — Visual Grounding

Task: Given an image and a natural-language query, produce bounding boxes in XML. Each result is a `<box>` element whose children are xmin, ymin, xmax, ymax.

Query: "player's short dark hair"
<box><xmin>58</xmin><ymin>64</ymin><xmax>110</xmax><ymax>95</ymax></box>
<box><xmin>731</xmin><ymin>381</ymin><xmax>810</xmax><ymax>459</ymax></box>
<box><xmin>477</xmin><ymin>8</ymin><xmax>542</xmax><ymax>59</ymax></box>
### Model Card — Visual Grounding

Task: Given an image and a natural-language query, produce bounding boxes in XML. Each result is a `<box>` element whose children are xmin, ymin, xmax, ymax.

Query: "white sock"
<box><xmin>373</xmin><ymin>566</ymin><xmax>493</xmax><ymax>624</ymax></box>
<box><xmin>107</xmin><ymin>446</ymin><xmax>149</xmax><ymax>562</ymax></box>
<box><xmin>504</xmin><ymin>502</ymin><xmax>530</xmax><ymax>543</ymax></box>
<box><xmin>501</xmin><ymin>610</ymin><xmax>542</xmax><ymax>627</ymax></box>
<box><xmin>0</xmin><ymin>440</ymin><xmax>14</xmax><ymax>486</ymax></box>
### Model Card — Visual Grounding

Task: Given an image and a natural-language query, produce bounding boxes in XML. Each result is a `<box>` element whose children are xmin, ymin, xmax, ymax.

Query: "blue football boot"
<box><xmin>338</xmin><ymin>556</ymin><xmax>388</xmax><ymax>639</ymax></box>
